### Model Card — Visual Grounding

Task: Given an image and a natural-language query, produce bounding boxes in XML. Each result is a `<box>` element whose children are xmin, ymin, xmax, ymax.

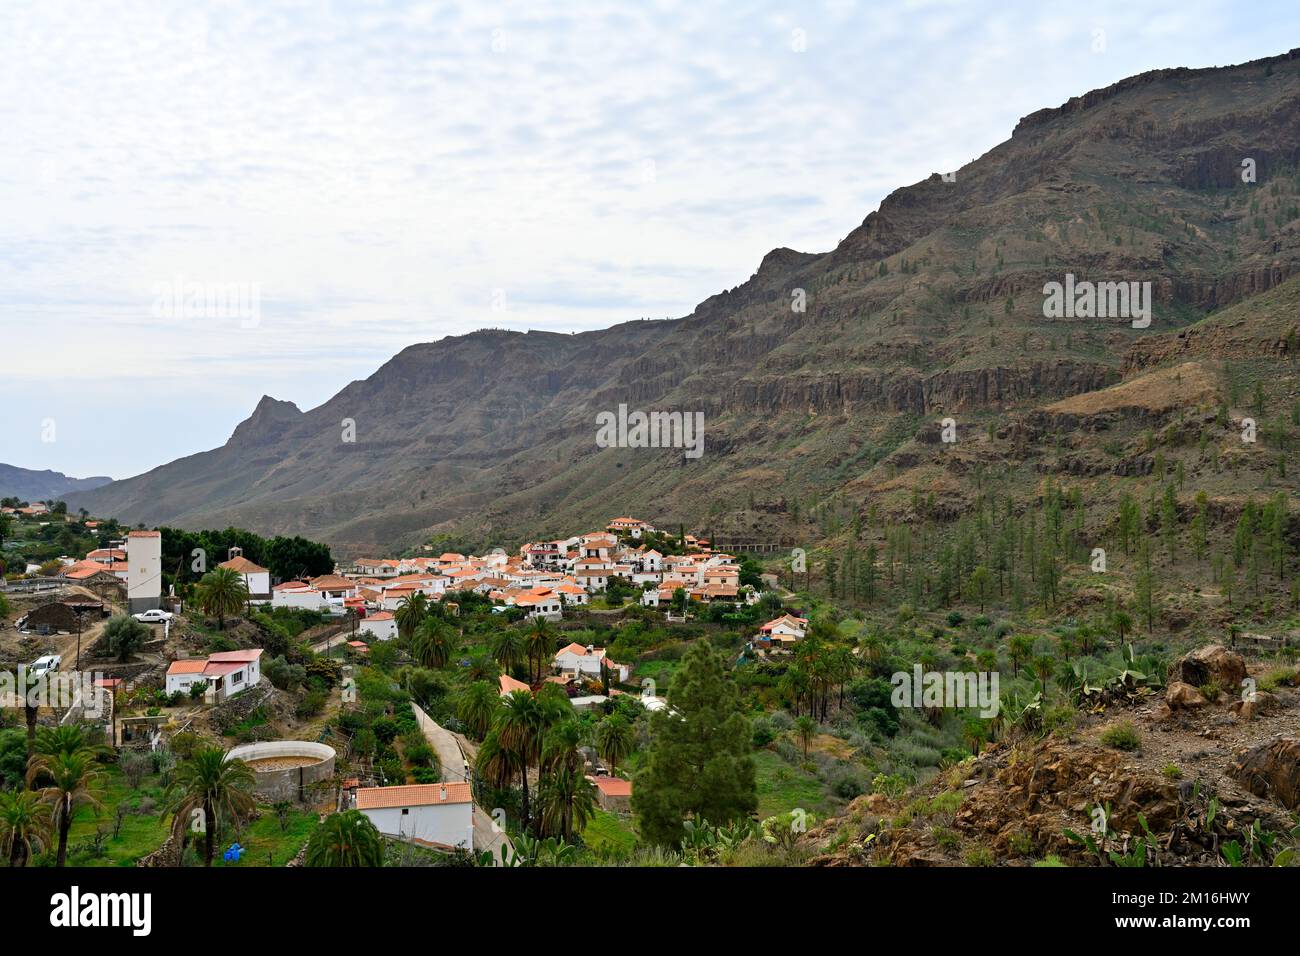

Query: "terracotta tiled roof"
<box><xmin>310</xmin><ymin>574</ymin><xmax>356</xmax><ymax>590</ymax></box>
<box><xmin>355</xmin><ymin>783</ymin><xmax>472</xmax><ymax>809</ymax></box>
<box><xmin>207</xmin><ymin>649</ymin><xmax>263</xmax><ymax>663</ymax></box>
<box><xmin>220</xmin><ymin>556</ymin><xmax>269</xmax><ymax>574</ymax></box>
<box><xmin>499</xmin><ymin>674</ymin><xmax>531</xmax><ymax>695</ymax></box>
<box><xmin>166</xmin><ymin>659</ymin><xmax>208</xmax><ymax>675</ymax></box>
<box><xmin>592</xmin><ymin>776</ymin><xmax>632</xmax><ymax>796</ymax></box>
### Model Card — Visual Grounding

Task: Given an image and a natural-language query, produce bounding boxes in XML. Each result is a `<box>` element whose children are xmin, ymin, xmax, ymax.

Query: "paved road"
<box><xmin>411</xmin><ymin>702</ymin><xmax>513</xmax><ymax>863</ymax></box>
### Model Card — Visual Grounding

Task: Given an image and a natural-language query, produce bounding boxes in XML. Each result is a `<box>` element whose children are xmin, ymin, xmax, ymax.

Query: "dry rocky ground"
<box><xmin>803</xmin><ymin>646</ymin><xmax>1300</xmax><ymax>866</ymax></box>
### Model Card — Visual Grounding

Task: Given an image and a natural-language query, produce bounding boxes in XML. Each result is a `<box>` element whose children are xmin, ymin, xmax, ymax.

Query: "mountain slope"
<box><xmin>71</xmin><ymin>48</ymin><xmax>1300</xmax><ymax>555</ymax></box>
<box><xmin>0</xmin><ymin>463</ymin><xmax>113</xmax><ymax>501</ymax></box>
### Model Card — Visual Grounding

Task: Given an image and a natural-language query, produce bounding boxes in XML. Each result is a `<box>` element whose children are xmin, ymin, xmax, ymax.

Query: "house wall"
<box><xmin>126</xmin><ymin>535</ymin><xmax>161</xmax><ymax>613</ymax></box>
<box><xmin>165</xmin><ymin>672</ymin><xmax>207</xmax><ymax>696</ymax></box>
<box><xmin>221</xmin><ymin>660</ymin><xmax>260</xmax><ymax>696</ymax></box>
<box><xmin>360</xmin><ymin>803</ymin><xmax>473</xmax><ymax>848</ymax></box>
<box><xmin>273</xmin><ymin>589</ymin><xmax>327</xmax><ymax>610</ymax></box>
<box><xmin>360</xmin><ymin>617</ymin><xmax>398</xmax><ymax>641</ymax></box>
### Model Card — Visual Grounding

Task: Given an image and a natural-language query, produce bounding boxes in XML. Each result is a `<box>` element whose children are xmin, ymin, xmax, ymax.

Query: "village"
<box><xmin>0</xmin><ymin>504</ymin><xmax>812</xmax><ymax>866</ymax></box>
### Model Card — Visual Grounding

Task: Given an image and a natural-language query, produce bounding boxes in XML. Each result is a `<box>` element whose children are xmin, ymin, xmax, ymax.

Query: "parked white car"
<box><xmin>132</xmin><ymin>609</ymin><xmax>174</xmax><ymax>623</ymax></box>
<box><xmin>29</xmin><ymin>654</ymin><xmax>61</xmax><ymax>677</ymax></box>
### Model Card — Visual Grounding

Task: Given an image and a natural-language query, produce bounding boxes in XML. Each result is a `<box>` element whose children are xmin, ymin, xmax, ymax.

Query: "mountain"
<box><xmin>0</xmin><ymin>463</ymin><xmax>113</xmax><ymax>502</ymax></box>
<box><xmin>69</xmin><ymin>48</ymin><xmax>1300</xmax><ymax>556</ymax></box>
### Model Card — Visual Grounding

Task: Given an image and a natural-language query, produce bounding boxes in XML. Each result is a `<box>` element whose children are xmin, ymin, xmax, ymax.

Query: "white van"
<box><xmin>29</xmin><ymin>654</ymin><xmax>62</xmax><ymax>678</ymax></box>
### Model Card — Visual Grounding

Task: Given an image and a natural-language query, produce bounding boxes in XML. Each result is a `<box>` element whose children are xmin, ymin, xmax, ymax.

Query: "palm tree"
<box><xmin>162</xmin><ymin>747</ymin><xmax>256</xmax><ymax>866</ymax></box>
<box><xmin>34</xmin><ymin>724</ymin><xmax>108</xmax><ymax>761</ymax></box>
<box><xmin>535</xmin><ymin>766</ymin><xmax>597</xmax><ymax>843</ymax></box>
<box><xmin>0</xmin><ymin>789</ymin><xmax>52</xmax><ymax>867</ymax></box>
<box><xmin>466</xmin><ymin>655</ymin><xmax>499</xmax><ymax>682</ymax></box>
<box><xmin>491</xmin><ymin>627</ymin><xmax>525</xmax><ymax>675</ymax></box>
<box><xmin>794</xmin><ymin>715</ymin><xmax>817</xmax><ymax>759</ymax></box>
<box><xmin>496</xmin><ymin>690</ymin><xmax>546</xmax><ymax>831</ymax></box>
<box><xmin>595</xmin><ymin>714</ymin><xmax>634</xmax><ymax>774</ymax></box>
<box><xmin>538</xmin><ymin>720</ymin><xmax>593</xmax><ymax>842</ymax></box>
<box><xmin>394</xmin><ymin>592</ymin><xmax>430</xmax><ymax>640</ymax></box>
<box><xmin>305</xmin><ymin>810</ymin><xmax>385</xmax><ymax>867</ymax></box>
<box><xmin>195</xmin><ymin>567</ymin><xmax>249</xmax><ymax>631</ymax></box>
<box><xmin>457</xmin><ymin>681</ymin><xmax>500</xmax><ymax>741</ymax></box>
<box><xmin>21</xmin><ymin>673</ymin><xmax>45</xmax><ymax>769</ymax></box>
<box><xmin>475</xmin><ymin>729</ymin><xmax>521</xmax><ymax>790</ymax></box>
<box><xmin>524</xmin><ymin>618</ymin><xmax>553</xmax><ymax>683</ymax></box>
<box><xmin>413</xmin><ymin>617</ymin><xmax>457</xmax><ymax>669</ymax></box>
<box><xmin>1032</xmin><ymin>655</ymin><xmax>1055</xmax><ymax>694</ymax></box>
<box><xmin>26</xmin><ymin>750</ymin><xmax>102</xmax><ymax>866</ymax></box>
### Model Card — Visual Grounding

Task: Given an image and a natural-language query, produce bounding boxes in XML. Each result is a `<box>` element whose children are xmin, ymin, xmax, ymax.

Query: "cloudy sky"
<box><xmin>2</xmin><ymin>0</ymin><xmax>1296</xmax><ymax>480</ymax></box>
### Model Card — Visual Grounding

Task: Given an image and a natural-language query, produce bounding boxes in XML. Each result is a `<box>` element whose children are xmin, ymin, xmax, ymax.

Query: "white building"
<box><xmin>515</xmin><ymin>589</ymin><xmax>562</xmax><ymax>620</ymax></box>
<box><xmin>759</xmin><ymin>614</ymin><xmax>809</xmax><ymax>647</ymax></box>
<box><xmin>554</xmin><ymin>642</ymin><xmax>630</xmax><ymax>682</ymax></box>
<box><xmin>165</xmin><ymin>649</ymin><xmax>263</xmax><ymax>699</ymax></box>
<box><xmin>126</xmin><ymin>530</ymin><xmax>162</xmax><ymax>614</ymax></box>
<box><xmin>272</xmin><ymin>581</ymin><xmax>329</xmax><ymax>610</ymax></box>
<box><xmin>354</xmin><ymin>782</ymin><xmax>474</xmax><ymax>850</ymax></box>
<box><xmin>359</xmin><ymin>611</ymin><xmax>398</xmax><ymax>641</ymax></box>
<box><xmin>220</xmin><ymin>553</ymin><xmax>271</xmax><ymax>604</ymax></box>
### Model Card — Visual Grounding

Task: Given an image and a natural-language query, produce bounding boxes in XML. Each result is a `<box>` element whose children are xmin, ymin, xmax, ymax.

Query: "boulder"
<box><xmin>1229</xmin><ymin>737</ymin><xmax>1300</xmax><ymax>810</ymax></box>
<box><xmin>1167</xmin><ymin>645</ymin><xmax>1246</xmax><ymax>693</ymax></box>
<box><xmin>1166</xmin><ymin>681</ymin><xmax>1206</xmax><ymax>709</ymax></box>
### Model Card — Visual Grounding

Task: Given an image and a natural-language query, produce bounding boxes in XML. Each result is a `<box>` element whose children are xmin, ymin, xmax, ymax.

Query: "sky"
<box><xmin>2</xmin><ymin>0</ymin><xmax>1298</xmax><ymax>480</ymax></box>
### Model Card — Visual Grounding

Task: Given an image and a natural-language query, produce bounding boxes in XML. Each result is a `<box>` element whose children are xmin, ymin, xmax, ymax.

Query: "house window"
<box><xmin>401</xmin><ymin>808</ymin><xmax>409</xmax><ymax>815</ymax></box>
<box><xmin>231</xmin><ymin>670</ymin><xmax>244</xmax><ymax>684</ymax></box>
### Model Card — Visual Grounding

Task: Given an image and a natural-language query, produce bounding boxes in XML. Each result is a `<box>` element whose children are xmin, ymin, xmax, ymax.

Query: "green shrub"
<box><xmin>963</xmin><ymin>846</ymin><xmax>994</xmax><ymax>866</ymax></box>
<box><xmin>295</xmin><ymin>690</ymin><xmax>327</xmax><ymax>720</ymax></box>
<box><xmin>1100</xmin><ymin>720</ymin><xmax>1141</xmax><ymax>751</ymax></box>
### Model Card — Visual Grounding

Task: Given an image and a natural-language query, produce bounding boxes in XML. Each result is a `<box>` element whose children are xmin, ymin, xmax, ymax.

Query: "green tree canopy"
<box><xmin>632</xmin><ymin>640</ymin><xmax>756</xmax><ymax>846</ymax></box>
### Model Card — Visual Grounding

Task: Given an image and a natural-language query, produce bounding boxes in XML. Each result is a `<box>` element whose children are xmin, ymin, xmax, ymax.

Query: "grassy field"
<box><xmin>213</xmin><ymin>808</ymin><xmax>319</xmax><ymax>867</ymax></box>
<box><xmin>581</xmin><ymin>809</ymin><xmax>638</xmax><ymax>860</ymax></box>
<box><xmin>61</xmin><ymin>765</ymin><xmax>169</xmax><ymax>867</ymax></box>
<box><xmin>54</xmin><ymin>763</ymin><xmax>316</xmax><ymax>867</ymax></box>
<box><xmin>753</xmin><ymin>748</ymin><xmax>835</xmax><ymax>820</ymax></box>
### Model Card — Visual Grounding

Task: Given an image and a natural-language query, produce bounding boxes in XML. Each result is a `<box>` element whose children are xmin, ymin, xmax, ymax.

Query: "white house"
<box><xmin>358</xmin><ymin>611</ymin><xmax>398</xmax><ymax>641</ymax></box>
<box><xmin>640</xmin><ymin>588</ymin><xmax>661</xmax><ymax>607</ymax></box>
<box><xmin>759</xmin><ymin>614</ymin><xmax>809</xmax><ymax>647</ymax></box>
<box><xmin>220</xmin><ymin>553</ymin><xmax>271</xmax><ymax>604</ymax></box>
<box><xmin>554</xmin><ymin>643</ymin><xmax>630</xmax><ymax>682</ymax></box>
<box><xmin>272</xmin><ymin>581</ymin><xmax>329</xmax><ymax>610</ymax></box>
<box><xmin>354</xmin><ymin>559</ymin><xmax>401</xmax><ymax>578</ymax></box>
<box><xmin>353</xmin><ymin>782</ymin><xmax>474</xmax><ymax>850</ymax></box>
<box><xmin>514</xmin><ymin>588</ymin><xmax>562</xmax><ymax>620</ymax></box>
<box><xmin>555</xmin><ymin>583</ymin><xmax>589</xmax><ymax>606</ymax></box>
<box><xmin>165</xmin><ymin>649</ymin><xmax>263</xmax><ymax>699</ymax></box>
<box><xmin>307</xmin><ymin>574</ymin><xmax>359</xmax><ymax>611</ymax></box>
<box><xmin>573</xmin><ymin>570</ymin><xmax>608</xmax><ymax>592</ymax></box>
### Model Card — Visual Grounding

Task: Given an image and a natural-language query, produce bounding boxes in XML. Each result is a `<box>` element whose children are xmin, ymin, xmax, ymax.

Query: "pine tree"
<box><xmin>632</xmin><ymin>642</ymin><xmax>757</xmax><ymax>846</ymax></box>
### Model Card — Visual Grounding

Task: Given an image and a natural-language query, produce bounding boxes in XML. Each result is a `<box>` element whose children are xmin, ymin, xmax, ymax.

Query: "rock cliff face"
<box><xmin>70</xmin><ymin>48</ymin><xmax>1300</xmax><ymax>554</ymax></box>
